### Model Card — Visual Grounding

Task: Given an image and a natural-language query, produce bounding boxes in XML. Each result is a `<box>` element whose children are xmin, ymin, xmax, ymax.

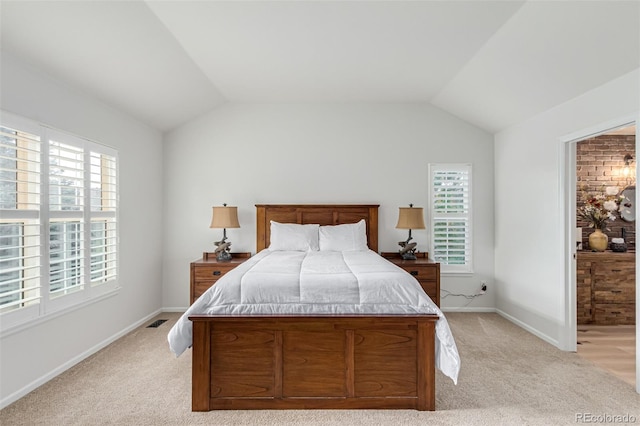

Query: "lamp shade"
<box><xmin>396</xmin><ymin>206</ymin><xmax>425</xmax><ymax>230</ymax></box>
<box><xmin>210</xmin><ymin>206</ymin><xmax>240</xmax><ymax>229</ymax></box>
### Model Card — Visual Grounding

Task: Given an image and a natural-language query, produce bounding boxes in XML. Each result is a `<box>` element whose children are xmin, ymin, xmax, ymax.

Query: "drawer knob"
<box><xmin>410</xmin><ymin>271</ymin><xmax>419</xmax><ymax>276</ymax></box>
<box><xmin>213</xmin><ymin>271</ymin><xmax>221</xmax><ymax>276</ymax></box>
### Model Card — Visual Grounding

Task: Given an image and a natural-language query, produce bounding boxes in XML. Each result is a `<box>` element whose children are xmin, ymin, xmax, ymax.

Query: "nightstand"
<box><xmin>380</xmin><ymin>252</ymin><xmax>440</xmax><ymax>307</ymax></box>
<box><xmin>190</xmin><ymin>252</ymin><xmax>251</xmax><ymax>304</ymax></box>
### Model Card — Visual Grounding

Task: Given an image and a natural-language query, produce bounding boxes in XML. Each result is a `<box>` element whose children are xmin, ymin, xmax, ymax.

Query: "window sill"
<box><xmin>0</xmin><ymin>287</ymin><xmax>121</xmax><ymax>339</ymax></box>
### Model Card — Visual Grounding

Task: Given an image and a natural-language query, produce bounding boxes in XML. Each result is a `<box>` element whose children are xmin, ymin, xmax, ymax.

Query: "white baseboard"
<box><xmin>495</xmin><ymin>308</ymin><xmax>560</xmax><ymax>348</ymax></box>
<box><xmin>0</xmin><ymin>309</ymin><xmax>162</xmax><ymax>410</ymax></box>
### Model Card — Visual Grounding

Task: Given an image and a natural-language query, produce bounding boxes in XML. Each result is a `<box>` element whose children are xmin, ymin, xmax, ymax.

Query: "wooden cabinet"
<box><xmin>380</xmin><ymin>252</ymin><xmax>440</xmax><ymax>307</ymax></box>
<box><xmin>190</xmin><ymin>252</ymin><xmax>251</xmax><ymax>304</ymax></box>
<box><xmin>576</xmin><ymin>251</ymin><xmax>635</xmax><ymax>325</ymax></box>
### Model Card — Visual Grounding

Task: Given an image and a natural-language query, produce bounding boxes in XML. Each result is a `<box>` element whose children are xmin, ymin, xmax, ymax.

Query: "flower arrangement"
<box><xmin>577</xmin><ymin>186</ymin><xmax>624</xmax><ymax>230</ymax></box>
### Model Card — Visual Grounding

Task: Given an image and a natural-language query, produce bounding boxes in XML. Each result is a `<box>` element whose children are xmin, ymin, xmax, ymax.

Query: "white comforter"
<box><xmin>168</xmin><ymin>249</ymin><xmax>460</xmax><ymax>384</ymax></box>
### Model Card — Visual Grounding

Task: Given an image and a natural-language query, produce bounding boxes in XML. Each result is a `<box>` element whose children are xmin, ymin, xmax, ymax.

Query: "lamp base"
<box><xmin>214</xmin><ymin>235</ymin><xmax>233</xmax><ymax>262</ymax></box>
<box><xmin>216</xmin><ymin>250</ymin><xmax>232</xmax><ymax>262</ymax></box>
<box><xmin>401</xmin><ymin>252</ymin><xmax>417</xmax><ymax>260</ymax></box>
<box><xmin>398</xmin><ymin>238</ymin><xmax>418</xmax><ymax>261</ymax></box>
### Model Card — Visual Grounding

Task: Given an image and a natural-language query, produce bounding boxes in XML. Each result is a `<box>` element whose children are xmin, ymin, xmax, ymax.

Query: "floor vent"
<box><xmin>147</xmin><ymin>319</ymin><xmax>168</xmax><ymax>328</ymax></box>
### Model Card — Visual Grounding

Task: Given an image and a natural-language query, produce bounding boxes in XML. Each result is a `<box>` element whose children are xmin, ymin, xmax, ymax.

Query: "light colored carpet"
<box><xmin>1</xmin><ymin>313</ymin><xmax>638</xmax><ymax>425</ymax></box>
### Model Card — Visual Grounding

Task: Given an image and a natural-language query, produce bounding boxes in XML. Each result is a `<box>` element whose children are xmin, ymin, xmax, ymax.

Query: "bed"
<box><xmin>168</xmin><ymin>204</ymin><xmax>459</xmax><ymax>411</ymax></box>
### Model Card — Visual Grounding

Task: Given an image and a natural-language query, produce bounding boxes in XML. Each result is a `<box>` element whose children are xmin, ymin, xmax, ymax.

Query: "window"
<box><xmin>429</xmin><ymin>164</ymin><xmax>472</xmax><ymax>273</ymax></box>
<box><xmin>0</xmin><ymin>112</ymin><xmax>118</xmax><ymax>330</ymax></box>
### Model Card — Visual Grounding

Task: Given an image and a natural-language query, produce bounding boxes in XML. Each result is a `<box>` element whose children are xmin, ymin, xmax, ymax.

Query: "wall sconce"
<box><xmin>209</xmin><ymin>203</ymin><xmax>240</xmax><ymax>261</ymax></box>
<box><xmin>395</xmin><ymin>204</ymin><xmax>426</xmax><ymax>260</ymax></box>
<box><xmin>622</xmin><ymin>154</ymin><xmax>633</xmax><ymax>178</ymax></box>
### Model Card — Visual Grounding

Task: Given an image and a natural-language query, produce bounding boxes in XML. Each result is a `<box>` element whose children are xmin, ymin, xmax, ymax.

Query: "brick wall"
<box><xmin>576</xmin><ymin>135</ymin><xmax>636</xmax><ymax>251</ymax></box>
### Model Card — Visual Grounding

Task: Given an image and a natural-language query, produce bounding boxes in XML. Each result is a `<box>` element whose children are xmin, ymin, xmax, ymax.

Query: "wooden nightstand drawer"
<box><xmin>404</xmin><ymin>266</ymin><xmax>437</xmax><ymax>280</ymax></box>
<box><xmin>190</xmin><ymin>253</ymin><xmax>251</xmax><ymax>304</ymax></box>
<box><xmin>194</xmin><ymin>281</ymin><xmax>217</xmax><ymax>300</ymax></box>
<box><xmin>593</xmin><ymin>261</ymin><xmax>635</xmax><ymax>289</ymax></box>
<box><xmin>594</xmin><ymin>303</ymin><xmax>635</xmax><ymax>324</ymax></box>
<box><xmin>194</xmin><ymin>265</ymin><xmax>236</xmax><ymax>280</ymax></box>
<box><xmin>418</xmin><ymin>281</ymin><xmax>437</xmax><ymax>298</ymax></box>
<box><xmin>594</xmin><ymin>287</ymin><xmax>635</xmax><ymax>303</ymax></box>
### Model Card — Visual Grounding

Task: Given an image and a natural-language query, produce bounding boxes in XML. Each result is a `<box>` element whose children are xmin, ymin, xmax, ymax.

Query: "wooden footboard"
<box><xmin>189</xmin><ymin>314</ymin><xmax>438</xmax><ymax>411</ymax></box>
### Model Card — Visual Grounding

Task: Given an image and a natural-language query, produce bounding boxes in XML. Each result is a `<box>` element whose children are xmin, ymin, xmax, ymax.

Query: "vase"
<box><xmin>588</xmin><ymin>229</ymin><xmax>608</xmax><ymax>252</ymax></box>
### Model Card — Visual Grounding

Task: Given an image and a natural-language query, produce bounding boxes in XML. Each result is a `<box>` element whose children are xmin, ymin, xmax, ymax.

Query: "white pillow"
<box><xmin>319</xmin><ymin>220</ymin><xmax>368</xmax><ymax>251</ymax></box>
<box><xmin>268</xmin><ymin>221</ymin><xmax>320</xmax><ymax>251</ymax></box>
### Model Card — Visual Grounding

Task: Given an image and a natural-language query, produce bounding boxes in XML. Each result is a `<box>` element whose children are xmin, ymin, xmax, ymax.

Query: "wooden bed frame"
<box><xmin>189</xmin><ymin>204</ymin><xmax>439</xmax><ymax>411</ymax></box>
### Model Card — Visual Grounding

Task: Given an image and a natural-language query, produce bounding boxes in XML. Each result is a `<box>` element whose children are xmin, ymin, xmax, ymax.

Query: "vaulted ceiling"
<box><xmin>1</xmin><ymin>1</ymin><xmax>638</xmax><ymax>134</ymax></box>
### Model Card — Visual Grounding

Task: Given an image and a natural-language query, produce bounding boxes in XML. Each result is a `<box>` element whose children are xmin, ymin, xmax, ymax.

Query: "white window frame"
<box><xmin>428</xmin><ymin>163</ymin><xmax>473</xmax><ymax>274</ymax></box>
<box><xmin>0</xmin><ymin>111</ymin><xmax>119</xmax><ymax>333</ymax></box>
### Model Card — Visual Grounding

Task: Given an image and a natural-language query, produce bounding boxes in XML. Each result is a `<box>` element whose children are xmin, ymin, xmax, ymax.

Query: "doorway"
<box><xmin>574</xmin><ymin>125</ymin><xmax>636</xmax><ymax>388</ymax></box>
<box><xmin>562</xmin><ymin>117</ymin><xmax>638</xmax><ymax>394</ymax></box>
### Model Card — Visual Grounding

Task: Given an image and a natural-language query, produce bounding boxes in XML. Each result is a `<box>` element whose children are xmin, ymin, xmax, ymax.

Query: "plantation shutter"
<box><xmin>48</xmin><ymin>135</ymin><xmax>86</xmax><ymax>297</ymax></box>
<box><xmin>429</xmin><ymin>164</ymin><xmax>472</xmax><ymax>273</ymax></box>
<box><xmin>89</xmin><ymin>151</ymin><xmax>117</xmax><ymax>285</ymax></box>
<box><xmin>0</xmin><ymin>117</ymin><xmax>42</xmax><ymax>318</ymax></box>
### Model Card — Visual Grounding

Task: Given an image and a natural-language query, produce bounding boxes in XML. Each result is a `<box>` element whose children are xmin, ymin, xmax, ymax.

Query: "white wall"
<box><xmin>162</xmin><ymin>103</ymin><xmax>495</xmax><ymax>311</ymax></box>
<box><xmin>0</xmin><ymin>54</ymin><xmax>164</xmax><ymax>406</ymax></box>
<box><xmin>494</xmin><ymin>69</ymin><xmax>639</xmax><ymax>345</ymax></box>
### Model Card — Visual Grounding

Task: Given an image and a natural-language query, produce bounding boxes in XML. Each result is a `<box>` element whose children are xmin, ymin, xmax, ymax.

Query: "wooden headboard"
<box><xmin>256</xmin><ymin>204</ymin><xmax>379</xmax><ymax>252</ymax></box>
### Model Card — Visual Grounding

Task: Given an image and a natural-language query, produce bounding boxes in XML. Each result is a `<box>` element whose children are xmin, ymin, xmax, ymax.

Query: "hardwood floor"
<box><xmin>577</xmin><ymin>324</ymin><xmax>636</xmax><ymax>387</ymax></box>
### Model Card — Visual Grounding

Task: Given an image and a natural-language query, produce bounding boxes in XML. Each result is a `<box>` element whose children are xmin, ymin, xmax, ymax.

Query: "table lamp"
<box><xmin>395</xmin><ymin>204</ymin><xmax>426</xmax><ymax>260</ymax></box>
<box><xmin>209</xmin><ymin>203</ymin><xmax>240</xmax><ymax>261</ymax></box>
